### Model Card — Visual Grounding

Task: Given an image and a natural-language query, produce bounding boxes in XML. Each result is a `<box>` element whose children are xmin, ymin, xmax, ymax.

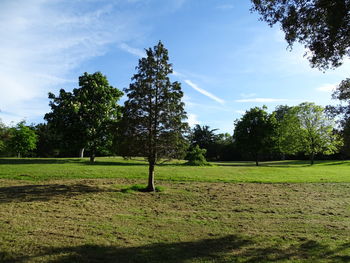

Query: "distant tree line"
<box><xmin>0</xmin><ymin>97</ymin><xmax>347</xmax><ymax>165</ymax></box>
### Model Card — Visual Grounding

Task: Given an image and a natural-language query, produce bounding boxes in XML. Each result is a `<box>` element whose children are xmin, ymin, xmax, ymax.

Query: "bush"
<box><xmin>185</xmin><ymin>145</ymin><xmax>210</xmax><ymax>166</ymax></box>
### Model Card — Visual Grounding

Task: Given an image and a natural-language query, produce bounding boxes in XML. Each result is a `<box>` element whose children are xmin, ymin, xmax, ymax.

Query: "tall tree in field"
<box><xmin>233</xmin><ymin>106</ymin><xmax>277</xmax><ymax>166</ymax></box>
<box><xmin>122</xmin><ymin>41</ymin><xmax>188</xmax><ymax>191</ymax></box>
<box><xmin>296</xmin><ymin>102</ymin><xmax>340</xmax><ymax>165</ymax></box>
<box><xmin>251</xmin><ymin>0</ymin><xmax>350</xmax><ymax>70</ymax></box>
<box><xmin>45</xmin><ymin>72</ymin><xmax>123</xmax><ymax>162</ymax></box>
<box><xmin>9</xmin><ymin>121</ymin><xmax>37</xmax><ymax>157</ymax></box>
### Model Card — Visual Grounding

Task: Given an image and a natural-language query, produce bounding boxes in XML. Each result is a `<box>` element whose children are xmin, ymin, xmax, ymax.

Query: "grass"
<box><xmin>0</xmin><ymin>157</ymin><xmax>350</xmax><ymax>262</ymax></box>
<box><xmin>0</xmin><ymin>157</ymin><xmax>350</xmax><ymax>183</ymax></box>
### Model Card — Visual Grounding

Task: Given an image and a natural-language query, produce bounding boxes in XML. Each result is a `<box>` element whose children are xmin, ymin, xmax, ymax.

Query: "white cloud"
<box><xmin>235</xmin><ymin>98</ymin><xmax>288</xmax><ymax>103</ymax></box>
<box><xmin>316</xmin><ymin>83</ymin><xmax>337</xmax><ymax>93</ymax></box>
<box><xmin>119</xmin><ymin>43</ymin><xmax>145</xmax><ymax>58</ymax></box>
<box><xmin>235</xmin><ymin>110</ymin><xmax>245</xmax><ymax>115</ymax></box>
<box><xmin>172</xmin><ymin>70</ymin><xmax>185</xmax><ymax>77</ymax></box>
<box><xmin>184</xmin><ymin>80</ymin><xmax>225</xmax><ymax>104</ymax></box>
<box><xmin>187</xmin><ymin>113</ymin><xmax>200</xmax><ymax>127</ymax></box>
<box><xmin>0</xmin><ymin>0</ymin><xmax>143</xmax><ymax>124</ymax></box>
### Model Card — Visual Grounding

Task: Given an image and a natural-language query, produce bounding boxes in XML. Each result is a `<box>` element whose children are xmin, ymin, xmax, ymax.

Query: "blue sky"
<box><xmin>1</xmin><ymin>0</ymin><xmax>349</xmax><ymax>134</ymax></box>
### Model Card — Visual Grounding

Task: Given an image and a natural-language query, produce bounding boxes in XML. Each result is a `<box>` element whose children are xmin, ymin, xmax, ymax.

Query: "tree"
<box><xmin>122</xmin><ymin>41</ymin><xmax>188</xmax><ymax>191</ymax></box>
<box><xmin>326</xmin><ymin>78</ymin><xmax>350</xmax><ymax>156</ymax></box>
<box><xmin>75</xmin><ymin>72</ymin><xmax>123</xmax><ymax>162</ymax></box>
<box><xmin>326</xmin><ymin>78</ymin><xmax>350</xmax><ymax>155</ymax></box>
<box><xmin>273</xmin><ymin>105</ymin><xmax>301</xmax><ymax>157</ymax></box>
<box><xmin>251</xmin><ymin>0</ymin><xmax>350</xmax><ymax>70</ymax></box>
<box><xmin>0</xmin><ymin>119</ymin><xmax>10</xmax><ymax>156</ymax></box>
<box><xmin>189</xmin><ymin>125</ymin><xmax>218</xmax><ymax>160</ymax></box>
<box><xmin>45</xmin><ymin>72</ymin><xmax>123</xmax><ymax>162</ymax></box>
<box><xmin>45</xmin><ymin>89</ymin><xmax>85</xmax><ymax>157</ymax></box>
<box><xmin>9</xmin><ymin>121</ymin><xmax>37</xmax><ymax>157</ymax></box>
<box><xmin>296</xmin><ymin>102</ymin><xmax>340</xmax><ymax>164</ymax></box>
<box><xmin>33</xmin><ymin>123</ymin><xmax>60</xmax><ymax>157</ymax></box>
<box><xmin>233</xmin><ymin>106</ymin><xmax>277</xmax><ymax>166</ymax></box>
<box><xmin>185</xmin><ymin>145</ymin><xmax>209</xmax><ymax>166</ymax></box>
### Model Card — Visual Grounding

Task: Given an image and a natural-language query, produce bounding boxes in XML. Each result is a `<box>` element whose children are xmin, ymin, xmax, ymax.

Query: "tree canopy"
<box><xmin>122</xmin><ymin>41</ymin><xmax>188</xmax><ymax>191</ymax></box>
<box><xmin>273</xmin><ymin>105</ymin><xmax>301</xmax><ymax>157</ymax></box>
<box><xmin>233</xmin><ymin>106</ymin><xmax>277</xmax><ymax>166</ymax></box>
<box><xmin>45</xmin><ymin>72</ymin><xmax>123</xmax><ymax>161</ymax></box>
<box><xmin>9</xmin><ymin>121</ymin><xmax>37</xmax><ymax>158</ymax></box>
<box><xmin>251</xmin><ymin>0</ymin><xmax>350</xmax><ymax>70</ymax></box>
<box><xmin>296</xmin><ymin>102</ymin><xmax>340</xmax><ymax>164</ymax></box>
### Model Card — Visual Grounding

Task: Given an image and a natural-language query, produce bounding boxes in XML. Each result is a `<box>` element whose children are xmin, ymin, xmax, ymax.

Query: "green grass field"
<box><xmin>1</xmin><ymin>157</ymin><xmax>350</xmax><ymax>183</ymax></box>
<box><xmin>0</xmin><ymin>158</ymin><xmax>350</xmax><ymax>262</ymax></box>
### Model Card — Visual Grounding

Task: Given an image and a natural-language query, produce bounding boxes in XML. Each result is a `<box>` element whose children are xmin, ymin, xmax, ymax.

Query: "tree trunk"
<box><xmin>310</xmin><ymin>152</ymin><xmax>315</xmax><ymax>165</ymax></box>
<box><xmin>147</xmin><ymin>162</ymin><xmax>155</xmax><ymax>192</ymax></box>
<box><xmin>255</xmin><ymin>153</ymin><xmax>259</xmax><ymax>166</ymax></box>
<box><xmin>79</xmin><ymin>148</ymin><xmax>85</xmax><ymax>158</ymax></box>
<box><xmin>90</xmin><ymin>152</ymin><xmax>95</xmax><ymax>163</ymax></box>
<box><xmin>18</xmin><ymin>152</ymin><xmax>21</xmax><ymax>158</ymax></box>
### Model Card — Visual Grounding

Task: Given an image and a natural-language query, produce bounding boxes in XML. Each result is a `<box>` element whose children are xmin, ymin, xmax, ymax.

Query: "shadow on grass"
<box><xmin>0</xmin><ymin>158</ymin><xmax>185</xmax><ymax>167</ymax></box>
<box><xmin>120</xmin><ymin>184</ymin><xmax>164</xmax><ymax>193</ymax></box>
<box><xmin>5</xmin><ymin>236</ymin><xmax>350</xmax><ymax>263</ymax></box>
<box><xmin>213</xmin><ymin>160</ymin><xmax>349</xmax><ymax>168</ymax></box>
<box><xmin>0</xmin><ymin>158</ymin><xmax>82</xmax><ymax>165</ymax></box>
<box><xmin>0</xmin><ymin>183</ymin><xmax>113</xmax><ymax>203</ymax></box>
<box><xmin>214</xmin><ymin>160</ymin><xmax>312</xmax><ymax>168</ymax></box>
<box><xmin>83</xmin><ymin>161</ymin><xmax>146</xmax><ymax>166</ymax></box>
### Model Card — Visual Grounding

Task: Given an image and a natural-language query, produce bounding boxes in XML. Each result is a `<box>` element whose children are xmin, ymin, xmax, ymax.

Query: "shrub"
<box><xmin>185</xmin><ymin>145</ymin><xmax>210</xmax><ymax>166</ymax></box>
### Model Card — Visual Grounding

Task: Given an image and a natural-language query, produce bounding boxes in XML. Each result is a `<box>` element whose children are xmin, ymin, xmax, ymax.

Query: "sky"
<box><xmin>0</xmin><ymin>0</ymin><xmax>349</xmax><ymax>134</ymax></box>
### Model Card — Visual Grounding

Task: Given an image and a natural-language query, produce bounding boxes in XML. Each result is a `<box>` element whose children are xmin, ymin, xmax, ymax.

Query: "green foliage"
<box><xmin>122</xmin><ymin>41</ymin><xmax>188</xmax><ymax>190</ymax></box>
<box><xmin>233</xmin><ymin>106</ymin><xmax>277</xmax><ymax>165</ymax></box>
<box><xmin>185</xmin><ymin>145</ymin><xmax>210</xmax><ymax>166</ymax></box>
<box><xmin>327</xmin><ymin>78</ymin><xmax>350</xmax><ymax>156</ymax></box>
<box><xmin>9</xmin><ymin>121</ymin><xmax>37</xmax><ymax>157</ymax></box>
<box><xmin>0</xmin><ymin>119</ymin><xmax>9</xmax><ymax>155</ymax></box>
<box><xmin>251</xmin><ymin>0</ymin><xmax>350</xmax><ymax>70</ymax></box>
<box><xmin>188</xmin><ymin>125</ymin><xmax>234</xmax><ymax>161</ymax></box>
<box><xmin>295</xmin><ymin>102</ymin><xmax>341</xmax><ymax>164</ymax></box>
<box><xmin>273</xmin><ymin>105</ymin><xmax>302</xmax><ymax>156</ymax></box>
<box><xmin>33</xmin><ymin>123</ymin><xmax>60</xmax><ymax>157</ymax></box>
<box><xmin>45</xmin><ymin>72</ymin><xmax>123</xmax><ymax>161</ymax></box>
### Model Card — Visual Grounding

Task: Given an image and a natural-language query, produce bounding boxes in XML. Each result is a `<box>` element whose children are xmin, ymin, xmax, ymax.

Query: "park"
<box><xmin>1</xmin><ymin>0</ymin><xmax>350</xmax><ymax>262</ymax></box>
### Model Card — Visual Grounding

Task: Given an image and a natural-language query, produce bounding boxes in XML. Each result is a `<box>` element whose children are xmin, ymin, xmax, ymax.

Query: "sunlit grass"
<box><xmin>0</xmin><ymin>157</ymin><xmax>349</xmax><ymax>183</ymax></box>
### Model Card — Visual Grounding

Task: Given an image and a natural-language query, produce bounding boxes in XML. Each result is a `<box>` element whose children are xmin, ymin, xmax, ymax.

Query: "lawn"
<box><xmin>0</xmin><ymin>157</ymin><xmax>350</xmax><ymax>183</ymax></box>
<box><xmin>0</xmin><ymin>158</ymin><xmax>350</xmax><ymax>262</ymax></box>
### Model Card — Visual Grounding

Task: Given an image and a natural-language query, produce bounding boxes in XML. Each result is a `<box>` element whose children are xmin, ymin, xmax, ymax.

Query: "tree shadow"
<box><xmin>83</xmin><ymin>161</ymin><xmax>147</xmax><ymax>166</ymax></box>
<box><xmin>6</xmin><ymin>235</ymin><xmax>350</xmax><ymax>263</ymax></box>
<box><xmin>0</xmin><ymin>183</ymin><xmax>113</xmax><ymax>203</ymax></box>
<box><xmin>0</xmin><ymin>158</ymin><xmax>82</xmax><ymax>165</ymax></box>
<box><xmin>10</xmin><ymin>235</ymin><xmax>252</xmax><ymax>263</ymax></box>
<box><xmin>320</xmin><ymin>161</ymin><xmax>350</xmax><ymax>166</ymax></box>
<box><xmin>215</xmin><ymin>160</ymin><xmax>315</xmax><ymax>168</ymax></box>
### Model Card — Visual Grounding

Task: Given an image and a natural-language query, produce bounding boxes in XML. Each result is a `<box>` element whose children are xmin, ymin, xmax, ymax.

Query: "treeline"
<box><xmin>0</xmin><ymin>101</ymin><xmax>347</xmax><ymax>165</ymax></box>
<box><xmin>186</xmin><ymin>102</ymin><xmax>344</xmax><ymax>165</ymax></box>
